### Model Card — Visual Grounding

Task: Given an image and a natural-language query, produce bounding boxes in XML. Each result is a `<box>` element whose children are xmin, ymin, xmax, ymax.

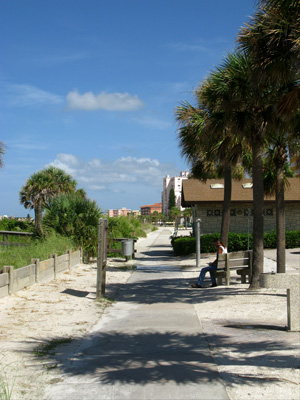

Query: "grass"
<box><xmin>0</xmin><ymin>359</ymin><xmax>14</xmax><ymax>400</ymax></box>
<box><xmin>0</xmin><ymin>233</ymin><xmax>76</xmax><ymax>270</ymax></box>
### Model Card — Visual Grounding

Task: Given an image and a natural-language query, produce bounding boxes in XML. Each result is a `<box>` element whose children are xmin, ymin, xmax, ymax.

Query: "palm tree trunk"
<box><xmin>276</xmin><ymin>169</ymin><xmax>286</xmax><ymax>273</ymax></box>
<box><xmin>250</xmin><ymin>140</ymin><xmax>264</xmax><ymax>289</ymax></box>
<box><xmin>220</xmin><ymin>164</ymin><xmax>232</xmax><ymax>249</ymax></box>
<box><xmin>34</xmin><ymin>200</ymin><xmax>43</xmax><ymax>233</ymax></box>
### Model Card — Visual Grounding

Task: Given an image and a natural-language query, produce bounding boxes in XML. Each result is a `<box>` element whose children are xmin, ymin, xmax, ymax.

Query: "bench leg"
<box><xmin>241</xmin><ymin>275</ymin><xmax>246</xmax><ymax>284</ymax></box>
<box><xmin>216</xmin><ymin>276</ymin><xmax>223</xmax><ymax>286</ymax></box>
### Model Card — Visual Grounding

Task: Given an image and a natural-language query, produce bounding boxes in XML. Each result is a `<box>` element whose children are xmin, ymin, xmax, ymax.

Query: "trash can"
<box><xmin>121</xmin><ymin>239</ymin><xmax>133</xmax><ymax>257</ymax></box>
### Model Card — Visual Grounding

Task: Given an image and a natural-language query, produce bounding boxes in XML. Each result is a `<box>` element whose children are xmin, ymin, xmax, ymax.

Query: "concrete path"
<box><xmin>43</xmin><ymin>228</ymin><xmax>229</xmax><ymax>400</ymax></box>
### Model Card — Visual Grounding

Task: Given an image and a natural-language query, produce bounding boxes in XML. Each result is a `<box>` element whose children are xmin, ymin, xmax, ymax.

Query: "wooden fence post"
<box><xmin>3</xmin><ymin>266</ymin><xmax>14</xmax><ymax>295</ymax></box>
<box><xmin>96</xmin><ymin>218</ymin><xmax>108</xmax><ymax>298</ymax></box>
<box><xmin>31</xmin><ymin>258</ymin><xmax>40</xmax><ymax>283</ymax></box>
<box><xmin>51</xmin><ymin>253</ymin><xmax>58</xmax><ymax>279</ymax></box>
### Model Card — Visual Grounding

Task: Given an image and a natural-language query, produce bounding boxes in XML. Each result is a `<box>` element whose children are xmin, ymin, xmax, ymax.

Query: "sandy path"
<box><xmin>0</xmin><ymin>261</ymin><xmax>133</xmax><ymax>400</ymax></box>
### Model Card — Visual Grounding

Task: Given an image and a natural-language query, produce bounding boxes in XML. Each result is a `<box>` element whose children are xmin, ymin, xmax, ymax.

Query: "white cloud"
<box><xmin>47</xmin><ymin>153</ymin><xmax>178</xmax><ymax>191</ymax></box>
<box><xmin>1</xmin><ymin>83</ymin><xmax>63</xmax><ymax>107</ymax></box>
<box><xmin>66</xmin><ymin>89</ymin><xmax>144</xmax><ymax>111</ymax></box>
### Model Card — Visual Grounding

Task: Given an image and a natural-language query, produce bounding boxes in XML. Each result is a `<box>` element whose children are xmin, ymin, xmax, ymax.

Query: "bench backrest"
<box><xmin>217</xmin><ymin>250</ymin><xmax>252</xmax><ymax>270</ymax></box>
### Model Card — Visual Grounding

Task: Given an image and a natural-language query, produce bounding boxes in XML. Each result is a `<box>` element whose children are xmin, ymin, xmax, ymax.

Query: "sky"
<box><xmin>1</xmin><ymin>0</ymin><xmax>256</xmax><ymax>216</ymax></box>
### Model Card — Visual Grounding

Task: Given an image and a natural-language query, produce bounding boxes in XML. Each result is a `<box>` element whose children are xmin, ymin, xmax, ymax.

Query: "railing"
<box><xmin>0</xmin><ymin>230</ymin><xmax>33</xmax><ymax>246</ymax></box>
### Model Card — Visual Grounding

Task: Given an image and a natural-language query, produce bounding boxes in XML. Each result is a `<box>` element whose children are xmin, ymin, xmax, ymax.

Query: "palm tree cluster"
<box><xmin>20</xmin><ymin>166</ymin><xmax>77</xmax><ymax>232</ymax></box>
<box><xmin>176</xmin><ymin>0</ymin><xmax>300</xmax><ymax>289</ymax></box>
<box><xmin>19</xmin><ymin>166</ymin><xmax>102</xmax><ymax>259</ymax></box>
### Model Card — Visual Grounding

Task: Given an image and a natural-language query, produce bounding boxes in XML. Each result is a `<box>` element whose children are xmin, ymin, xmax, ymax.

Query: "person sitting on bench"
<box><xmin>191</xmin><ymin>240</ymin><xmax>227</xmax><ymax>288</ymax></box>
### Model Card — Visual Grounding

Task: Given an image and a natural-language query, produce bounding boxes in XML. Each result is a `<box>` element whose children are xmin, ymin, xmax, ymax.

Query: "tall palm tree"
<box><xmin>176</xmin><ymin>83</ymin><xmax>246</xmax><ymax>249</ymax></box>
<box><xmin>238</xmin><ymin>0</ymin><xmax>300</xmax><ymax>113</ymax></box>
<box><xmin>192</xmin><ymin>51</ymin><xmax>278</xmax><ymax>289</ymax></box>
<box><xmin>238</xmin><ymin>1</ymin><xmax>300</xmax><ymax>275</ymax></box>
<box><xmin>20</xmin><ymin>166</ymin><xmax>77</xmax><ymax>232</ymax></box>
<box><xmin>263</xmin><ymin>124</ymin><xmax>300</xmax><ymax>272</ymax></box>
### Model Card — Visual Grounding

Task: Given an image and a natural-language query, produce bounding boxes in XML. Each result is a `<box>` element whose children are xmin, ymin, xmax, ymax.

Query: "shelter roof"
<box><xmin>181</xmin><ymin>178</ymin><xmax>300</xmax><ymax>206</ymax></box>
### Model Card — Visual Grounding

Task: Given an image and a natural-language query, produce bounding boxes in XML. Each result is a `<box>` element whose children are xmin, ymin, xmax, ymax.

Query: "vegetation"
<box><xmin>0</xmin><ymin>218</ymin><xmax>34</xmax><ymax>233</ymax></box>
<box><xmin>0</xmin><ymin>233</ymin><xmax>75</xmax><ymax>270</ymax></box>
<box><xmin>20</xmin><ymin>166</ymin><xmax>77</xmax><ymax>233</ymax></box>
<box><xmin>171</xmin><ymin>230</ymin><xmax>300</xmax><ymax>256</ymax></box>
<box><xmin>43</xmin><ymin>193</ymin><xmax>103</xmax><ymax>261</ymax></box>
<box><xmin>168</xmin><ymin>188</ymin><xmax>176</xmax><ymax>211</ymax></box>
<box><xmin>168</xmin><ymin>206</ymin><xmax>181</xmax><ymax>227</ymax></box>
<box><xmin>175</xmin><ymin>1</ymin><xmax>300</xmax><ymax>288</ymax></box>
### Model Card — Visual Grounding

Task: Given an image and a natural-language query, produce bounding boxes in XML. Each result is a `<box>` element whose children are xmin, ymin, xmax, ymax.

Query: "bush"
<box><xmin>171</xmin><ymin>230</ymin><xmax>300</xmax><ymax>256</ymax></box>
<box><xmin>43</xmin><ymin>194</ymin><xmax>102</xmax><ymax>259</ymax></box>
<box><xmin>0</xmin><ymin>218</ymin><xmax>34</xmax><ymax>232</ymax></box>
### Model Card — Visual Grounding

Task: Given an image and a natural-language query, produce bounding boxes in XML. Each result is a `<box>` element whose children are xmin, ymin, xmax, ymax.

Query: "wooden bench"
<box><xmin>213</xmin><ymin>250</ymin><xmax>253</xmax><ymax>286</ymax></box>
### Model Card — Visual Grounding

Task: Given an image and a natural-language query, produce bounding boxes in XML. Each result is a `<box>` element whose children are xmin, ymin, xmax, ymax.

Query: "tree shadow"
<box><xmin>102</xmin><ymin>275</ymin><xmax>287</xmax><ymax>306</ymax></box>
<box><xmin>25</xmin><ymin>327</ymin><xmax>299</xmax><ymax>387</ymax></box>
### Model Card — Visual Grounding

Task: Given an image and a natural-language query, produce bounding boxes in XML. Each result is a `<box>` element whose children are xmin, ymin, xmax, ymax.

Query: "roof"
<box><xmin>181</xmin><ymin>178</ymin><xmax>300</xmax><ymax>206</ymax></box>
<box><xmin>140</xmin><ymin>203</ymin><xmax>162</xmax><ymax>208</ymax></box>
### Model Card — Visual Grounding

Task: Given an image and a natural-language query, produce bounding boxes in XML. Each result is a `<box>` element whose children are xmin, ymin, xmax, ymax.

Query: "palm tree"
<box><xmin>202</xmin><ymin>51</ymin><xmax>281</xmax><ymax>289</ymax></box>
<box><xmin>182</xmin><ymin>208</ymin><xmax>193</xmax><ymax>228</ymax></box>
<box><xmin>0</xmin><ymin>142</ymin><xmax>6</xmax><ymax>168</ymax></box>
<box><xmin>238</xmin><ymin>0</ymin><xmax>300</xmax><ymax>113</ymax></box>
<box><xmin>20</xmin><ymin>167</ymin><xmax>77</xmax><ymax>232</ymax></box>
<box><xmin>169</xmin><ymin>206</ymin><xmax>182</xmax><ymax>229</ymax></box>
<box><xmin>263</xmin><ymin>127</ymin><xmax>300</xmax><ymax>272</ymax></box>
<box><xmin>238</xmin><ymin>1</ymin><xmax>300</xmax><ymax>276</ymax></box>
<box><xmin>176</xmin><ymin>84</ymin><xmax>246</xmax><ymax>249</ymax></box>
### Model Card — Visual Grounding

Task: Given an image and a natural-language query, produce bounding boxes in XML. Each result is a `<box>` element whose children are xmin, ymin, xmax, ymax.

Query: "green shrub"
<box><xmin>0</xmin><ymin>217</ymin><xmax>34</xmax><ymax>232</ymax></box>
<box><xmin>171</xmin><ymin>230</ymin><xmax>300</xmax><ymax>256</ymax></box>
<box><xmin>43</xmin><ymin>194</ymin><xmax>102</xmax><ymax>259</ymax></box>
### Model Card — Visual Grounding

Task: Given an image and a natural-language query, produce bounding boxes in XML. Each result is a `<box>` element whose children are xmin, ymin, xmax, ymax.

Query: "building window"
<box><xmin>244</xmin><ymin>209</ymin><xmax>254</xmax><ymax>216</ymax></box>
<box><xmin>207</xmin><ymin>210</ymin><xmax>214</xmax><ymax>217</ymax></box>
<box><xmin>214</xmin><ymin>209</ymin><xmax>221</xmax><ymax>216</ymax></box>
<box><xmin>230</xmin><ymin>209</ymin><xmax>236</xmax><ymax>216</ymax></box>
<box><xmin>264</xmin><ymin>208</ymin><xmax>273</xmax><ymax>216</ymax></box>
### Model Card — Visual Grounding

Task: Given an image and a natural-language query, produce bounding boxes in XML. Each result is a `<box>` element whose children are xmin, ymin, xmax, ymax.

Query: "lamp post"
<box><xmin>196</xmin><ymin>218</ymin><xmax>201</xmax><ymax>268</ymax></box>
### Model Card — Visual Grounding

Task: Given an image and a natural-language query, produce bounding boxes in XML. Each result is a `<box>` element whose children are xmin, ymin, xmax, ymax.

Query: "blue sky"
<box><xmin>1</xmin><ymin>0</ymin><xmax>255</xmax><ymax>216</ymax></box>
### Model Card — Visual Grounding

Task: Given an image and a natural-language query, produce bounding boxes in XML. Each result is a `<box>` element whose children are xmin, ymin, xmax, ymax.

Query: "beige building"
<box><xmin>182</xmin><ymin>178</ymin><xmax>300</xmax><ymax>234</ymax></box>
<box><xmin>108</xmin><ymin>207</ymin><xmax>131</xmax><ymax>217</ymax></box>
<box><xmin>162</xmin><ymin>171</ymin><xmax>189</xmax><ymax>216</ymax></box>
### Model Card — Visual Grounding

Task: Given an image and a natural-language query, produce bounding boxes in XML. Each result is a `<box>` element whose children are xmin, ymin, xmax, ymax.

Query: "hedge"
<box><xmin>171</xmin><ymin>230</ymin><xmax>300</xmax><ymax>256</ymax></box>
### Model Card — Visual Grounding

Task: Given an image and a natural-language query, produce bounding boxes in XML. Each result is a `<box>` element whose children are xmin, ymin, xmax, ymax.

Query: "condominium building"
<box><xmin>107</xmin><ymin>207</ymin><xmax>131</xmax><ymax>217</ymax></box>
<box><xmin>161</xmin><ymin>171</ymin><xmax>189</xmax><ymax>216</ymax></box>
<box><xmin>140</xmin><ymin>203</ymin><xmax>162</xmax><ymax>216</ymax></box>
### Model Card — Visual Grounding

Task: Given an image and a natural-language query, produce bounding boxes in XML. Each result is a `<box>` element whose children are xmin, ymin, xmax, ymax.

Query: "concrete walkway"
<box><xmin>43</xmin><ymin>228</ymin><xmax>229</xmax><ymax>400</ymax></box>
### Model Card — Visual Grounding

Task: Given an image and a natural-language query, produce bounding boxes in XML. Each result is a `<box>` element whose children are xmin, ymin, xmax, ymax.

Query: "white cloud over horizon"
<box><xmin>47</xmin><ymin>153</ymin><xmax>178</xmax><ymax>191</ymax></box>
<box><xmin>66</xmin><ymin>89</ymin><xmax>144</xmax><ymax>111</ymax></box>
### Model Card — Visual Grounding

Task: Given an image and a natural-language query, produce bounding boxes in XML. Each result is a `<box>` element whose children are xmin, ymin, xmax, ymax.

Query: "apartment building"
<box><xmin>161</xmin><ymin>171</ymin><xmax>189</xmax><ymax>216</ymax></box>
<box><xmin>140</xmin><ymin>203</ymin><xmax>162</xmax><ymax>215</ymax></box>
<box><xmin>107</xmin><ymin>207</ymin><xmax>131</xmax><ymax>217</ymax></box>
